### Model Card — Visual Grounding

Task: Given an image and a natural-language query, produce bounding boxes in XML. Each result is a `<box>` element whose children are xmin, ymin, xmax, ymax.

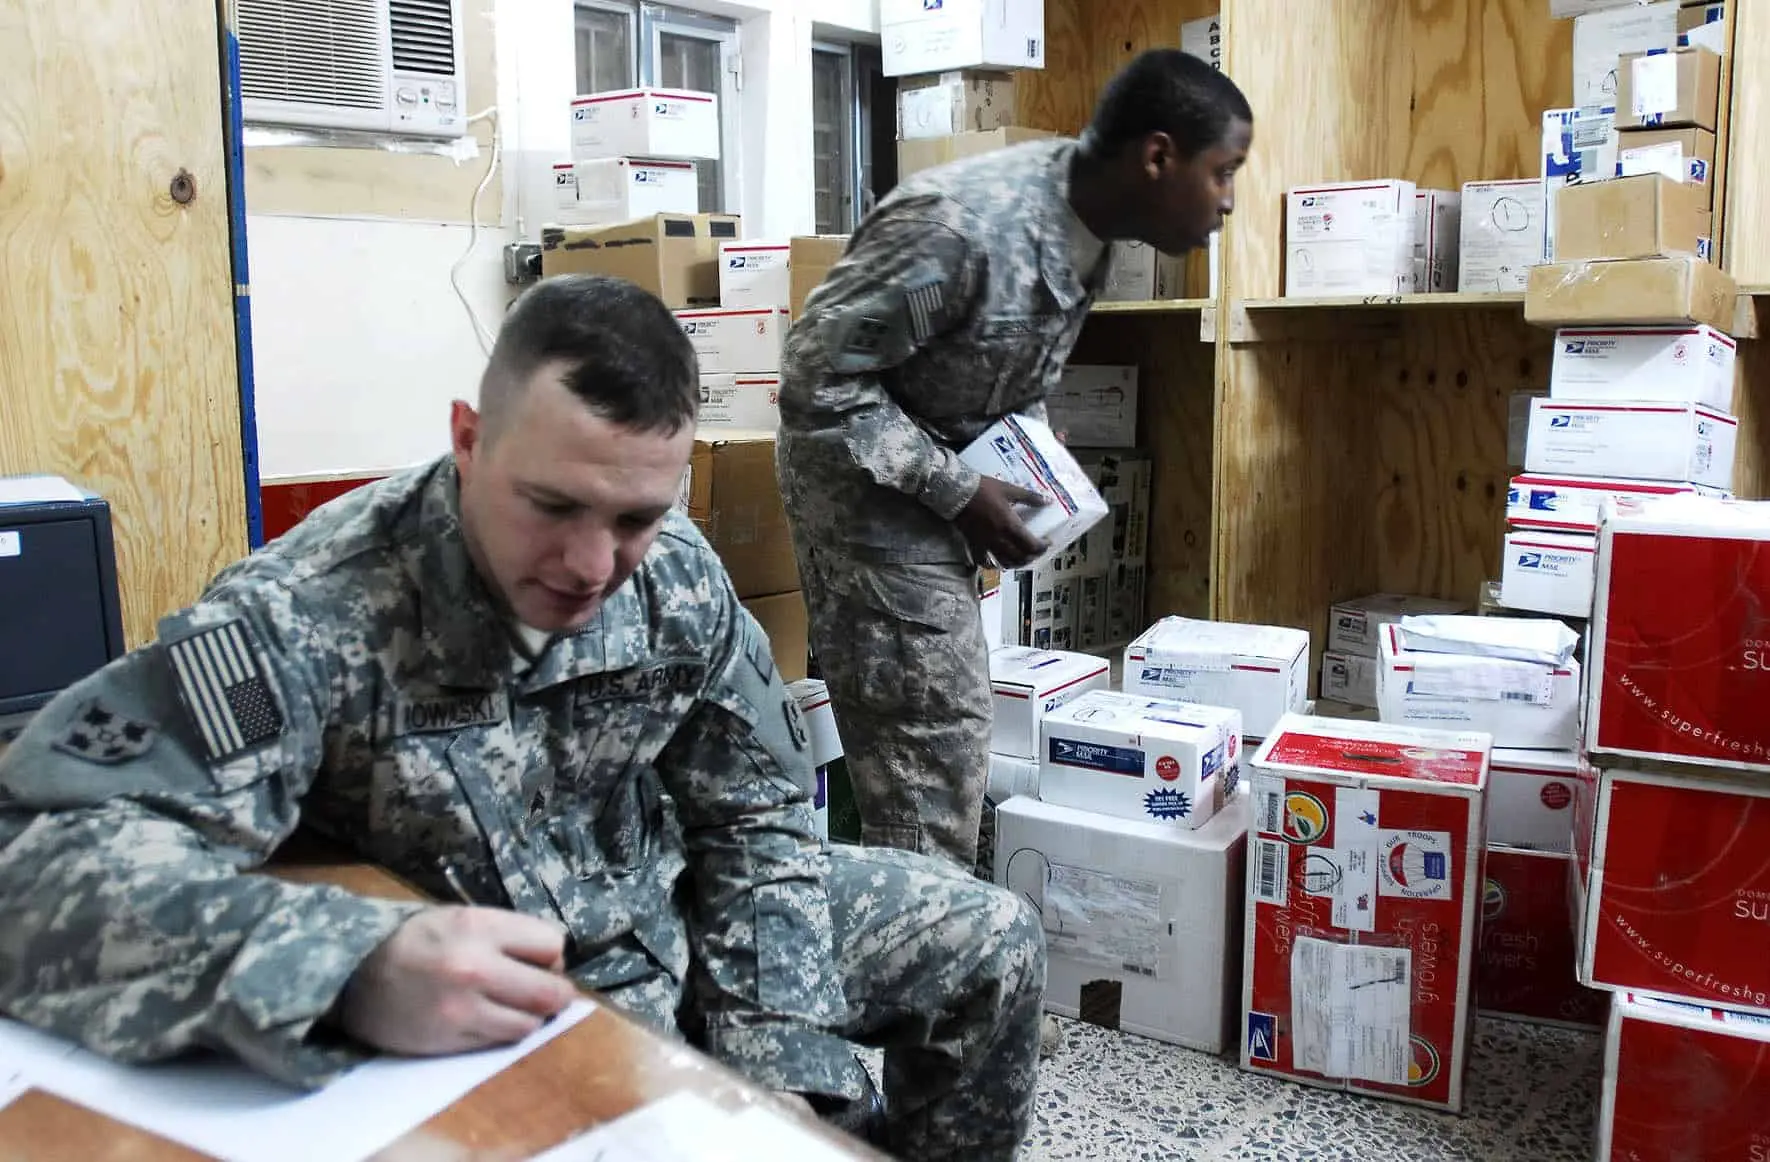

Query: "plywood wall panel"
<box><xmin>0</xmin><ymin>0</ymin><xmax>248</xmax><ymax>646</ymax></box>
<box><xmin>1722</xmin><ymin>0</ymin><xmax>1765</xmax><ymax>283</ymax></box>
<box><xmin>1014</xmin><ymin>0</ymin><xmax>1095</xmax><ymax>135</ymax></box>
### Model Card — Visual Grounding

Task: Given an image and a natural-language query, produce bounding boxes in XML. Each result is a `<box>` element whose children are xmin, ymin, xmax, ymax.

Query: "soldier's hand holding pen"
<box><xmin>955</xmin><ymin>476</ymin><xmax>1050</xmax><ymax>570</ymax></box>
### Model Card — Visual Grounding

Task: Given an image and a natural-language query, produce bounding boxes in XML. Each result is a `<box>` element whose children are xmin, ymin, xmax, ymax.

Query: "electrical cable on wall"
<box><xmin>453</xmin><ymin>105</ymin><xmax>500</xmax><ymax>356</ymax></box>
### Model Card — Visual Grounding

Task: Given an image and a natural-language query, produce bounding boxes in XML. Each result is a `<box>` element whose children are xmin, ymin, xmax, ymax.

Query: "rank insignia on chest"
<box><xmin>782</xmin><ymin>696</ymin><xmax>810</xmax><ymax>752</ymax></box>
<box><xmin>166</xmin><ymin>621</ymin><xmax>286</xmax><ymax>763</ymax></box>
<box><xmin>52</xmin><ymin>701</ymin><xmax>157</xmax><ymax>764</ymax></box>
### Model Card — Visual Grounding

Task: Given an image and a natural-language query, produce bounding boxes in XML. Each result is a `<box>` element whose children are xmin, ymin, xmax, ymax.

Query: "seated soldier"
<box><xmin>0</xmin><ymin>273</ymin><xmax>1047</xmax><ymax>1161</ymax></box>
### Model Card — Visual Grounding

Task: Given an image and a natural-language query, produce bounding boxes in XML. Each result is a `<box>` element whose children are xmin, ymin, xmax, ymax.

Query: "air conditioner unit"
<box><xmin>235</xmin><ymin>0</ymin><xmax>468</xmax><ymax>139</ymax></box>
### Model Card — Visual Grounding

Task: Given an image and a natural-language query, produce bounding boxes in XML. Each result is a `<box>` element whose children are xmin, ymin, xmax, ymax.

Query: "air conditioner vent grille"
<box><xmin>236</xmin><ymin>0</ymin><xmax>384</xmax><ymax>110</ymax></box>
<box><xmin>390</xmin><ymin>0</ymin><xmax>457</xmax><ymax>76</ymax></box>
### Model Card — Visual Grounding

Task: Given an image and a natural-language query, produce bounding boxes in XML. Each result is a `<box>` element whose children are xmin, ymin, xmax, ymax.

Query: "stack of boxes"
<box><xmin>559</xmin><ymin>88</ymin><xmax>721</xmax><ymax>226</ymax></box>
<box><xmin>1318</xmin><ymin>594</ymin><xmax>1470</xmax><ymax>712</ymax></box>
<box><xmin>1571</xmin><ymin>493</ymin><xmax>1770</xmax><ymax>1156</ymax></box>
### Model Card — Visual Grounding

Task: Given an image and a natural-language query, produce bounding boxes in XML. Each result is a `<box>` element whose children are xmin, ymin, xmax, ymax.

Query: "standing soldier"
<box><xmin>776</xmin><ymin>49</ymin><xmax>1253</xmax><ymax>876</ymax></box>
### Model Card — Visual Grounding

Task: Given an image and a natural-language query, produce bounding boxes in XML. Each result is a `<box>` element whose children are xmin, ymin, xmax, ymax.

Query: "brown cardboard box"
<box><xmin>540</xmin><ymin>213</ymin><xmax>741</xmax><ymax>308</ymax></box>
<box><xmin>682</xmin><ymin>434</ymin><xmax>800</xmax><ymax>599</ymax></box>
<box><xmin>1616</xmin><ymin>47</ymin><xmax>1722</xmax><ymax>131</ymax></box>
<box><xmin>897</xmin><ymin>127</ymin><xmax>1058</xmax><ymax>179</ymax></box>
<box><xmin>1617</xmin><ymin>127</ymin><xmax>1716</xmax><ymax>200</ymax></box>
<box><xmin>1552</xmin><ymin>174</ymin><xmax>1710</xmax><ymax>261</ymax></box>
<box><xmin>741</xmin><ymin>591</ymin><xmax>810</xmax><ymax>682</ymax></box>
<box><xmin>788</xmin><ymin>235</ymin><xmax>848</xmax><ymax>318</ymax></box>
<box><xmin>896</xmin><ymin>70</ymin><xmax>1017</xmax><ymax>139</ymax></box>
<box><xmin>1677</xmin><ymin>3</ymin><xmax>1721</xmax><ymax>32</ymax></box>
<box><xmin>1524</xmin><ymin>255</ymin><xmax>1738</xmax><ymax>331</ymax></box>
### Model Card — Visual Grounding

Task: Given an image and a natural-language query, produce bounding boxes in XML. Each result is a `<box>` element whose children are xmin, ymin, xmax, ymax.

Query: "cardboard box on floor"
<box><xmin>897</xmin><ymin>127</ymin><xmax>1057</xmax><ymax>179</ymax></box>
<box><xmin>680</xmin><ymin>432</ymin><xmax>799</xmax><ymax>599</ymax></box>
<box><xmin>1524</xmin><ymin>255</ymin><xmax>1738</xmax><ymax>330</ymax></box>
<box><xmin>788</xmin><ymin>235</ymin><xmax>848</xmax><ymax>318</ymax></box>
<box><xmin>540</xmin><ymin>213</ymin><xmax>741</xmax><ymax>309</ymax></box>
<box><xmin>740</xmin><ymin>590</ymin><xmax>809</xmax><ymax>683</ymax></box>
<box><xmin>1552</xmin><ymin>173</ymin><xmax>1710</xmax><ymax>262</ymax></box>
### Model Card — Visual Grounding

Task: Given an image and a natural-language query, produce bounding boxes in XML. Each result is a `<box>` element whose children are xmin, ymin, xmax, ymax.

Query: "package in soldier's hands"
<box><xmin>959</xmin><ymin>415</ymin><xmax>1109</xmax><ymax>568</ymax></box>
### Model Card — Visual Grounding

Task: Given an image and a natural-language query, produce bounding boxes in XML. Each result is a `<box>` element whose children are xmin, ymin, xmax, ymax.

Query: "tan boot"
<box><xmin>1038</xmin><ymin>1014</ymin><xmax>1063</xmax><ymax>1059</ymax></box>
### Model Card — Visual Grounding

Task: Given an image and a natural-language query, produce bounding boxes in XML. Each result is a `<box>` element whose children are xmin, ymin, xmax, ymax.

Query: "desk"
<box><xmin>0</xmin><ymin>856</ymin><xmax>887</xmax><ymax>1161</ymax></box>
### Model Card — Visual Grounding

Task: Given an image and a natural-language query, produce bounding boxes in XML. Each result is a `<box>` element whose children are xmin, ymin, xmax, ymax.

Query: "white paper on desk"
<box><xmin>532</xmin><ymin>1089</ymin><xmax>854</xmax><ymax>1161</ymax></box>
<box><xmin>0</xmin><ymin>475</ymin><xmax>85</xmax><ymax>506</ymax></box>
<box><xmin>0</xmin><ymin>998</ymin><xmax>595</xmax><ymax>1162</ymax></box>
<box><xmin>1395</xmin><ymin>615</ymin><xmax>1578</xmax><ymax>666</ymax></box>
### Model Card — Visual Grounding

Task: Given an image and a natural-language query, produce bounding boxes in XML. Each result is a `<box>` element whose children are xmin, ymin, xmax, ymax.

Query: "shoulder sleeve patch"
<box><xmin>51</xmin><ymin>700</ymin><xmax>158</xmax><ymax>765</ymax></box>
<box><xmin>165</xmin><ymin>619</ymin><xmax>287</xmax><ymax>764</ymax></box>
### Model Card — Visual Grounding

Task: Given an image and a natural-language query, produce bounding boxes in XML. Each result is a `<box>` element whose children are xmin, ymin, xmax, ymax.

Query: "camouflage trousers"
<box><xmin>793</xmin><ymin>543</ymin><xmax>994</xmax><ymax>869</ymax></box>
<box><xmin>600</xmin><ymin>844</ymin><xmax>1046</xmax><ymax>1161</ymax></box>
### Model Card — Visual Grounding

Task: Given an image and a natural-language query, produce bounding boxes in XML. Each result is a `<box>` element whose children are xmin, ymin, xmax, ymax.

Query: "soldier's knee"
<box><xmin>977</xmin><ymin>882</ymin><xmax>1047</xmax><ymax>997</ymax></box>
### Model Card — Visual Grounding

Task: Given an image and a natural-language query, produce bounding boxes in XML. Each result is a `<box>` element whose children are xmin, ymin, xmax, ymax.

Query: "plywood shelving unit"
<box><xmin>1012</xmin><ymin>0</ymin><xmax>1770</xmax><ymax>680</ymax></box>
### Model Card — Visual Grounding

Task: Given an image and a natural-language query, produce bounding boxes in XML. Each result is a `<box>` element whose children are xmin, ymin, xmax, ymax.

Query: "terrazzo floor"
<box><xmin>1020</xmin><ymin>1014</ymin><xmax>1603</xmax><ymax>1161</ymax></box>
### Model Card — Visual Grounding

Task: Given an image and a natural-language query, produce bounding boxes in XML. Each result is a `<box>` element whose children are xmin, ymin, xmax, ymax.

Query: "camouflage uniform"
<box><xmin>776</xmin><ymin>138</ymin><xmax>1108</xmax><ymax>868</ymax></box>
<box><xmin>0</xmin><ymin>459</ymin><xmax>1046</xmax><ymax>1161</ymax></box>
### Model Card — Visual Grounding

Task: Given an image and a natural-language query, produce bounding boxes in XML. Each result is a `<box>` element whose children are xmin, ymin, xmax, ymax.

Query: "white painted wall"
<box><xmin>248</xmin><ymin>0</ymin><xmax>878</xmax><ymax>480</ymax></box>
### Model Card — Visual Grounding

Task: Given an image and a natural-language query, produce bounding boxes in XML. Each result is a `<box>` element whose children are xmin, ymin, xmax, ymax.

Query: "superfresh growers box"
<box><xmin>1588</xmin><ymin>494</ymin><xmax>1770</xmax><ymax>773</ymax></box>
<box><xmin>1476</xmin><ymin>845</ymin><xmax>1608</xmax><ymax>1029</ymax></box>
<box><xmin>1242</xmin><ymin>714</ymin><xmax>1491</xmax><ymax>1113</ymax></box>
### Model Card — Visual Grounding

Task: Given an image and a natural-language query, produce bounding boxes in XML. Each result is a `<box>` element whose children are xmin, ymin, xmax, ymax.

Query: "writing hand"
<box><xmin>336</xmin><ymin>906</ymin><xmax>576</xmax><ymax>1055</ymax></box>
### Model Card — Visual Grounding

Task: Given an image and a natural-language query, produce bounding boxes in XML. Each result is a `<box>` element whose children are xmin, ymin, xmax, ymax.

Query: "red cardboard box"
<box><xmin>1574</xmin><ymin>765</ymin><xmax>1770</xmax><ymax>1015</ymax></box>
<box><xmin>1476</xmin><ymin>845</ymin><xmax>1608</xmax><ymax>1028</ymax></box>
<box><xmin>1588</xmin><ymin>495</ymin><xmax>1770</xmax><ymax>773</ymax></box>
<box><xmin>1241</xmin><ymin>714</ymin><xmax>1490</xmax><ymax>1112</ymax></box>
<box><xmin>1598</xmin><ymin>993</ymin><xmax>1770</xmax><ymax>1161</ymax></box>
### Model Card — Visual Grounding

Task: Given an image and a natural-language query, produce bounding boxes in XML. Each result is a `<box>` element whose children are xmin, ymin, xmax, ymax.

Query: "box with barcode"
<box><xmin>1039</xmin><ymin>689</ymin><xmax>1243</xmax><ymax>830</ymax></box>
<box><xmin>1241</xmin><ymin>713</ymin><xmax>1491</xmax><ymax>1114</ymax></box>
<box><xmin>1375</xmin><ymin>618</ymin><xmax>1582</xmax><ymax>749</ymax></box>
<box><xmin>998</xmin><ymin>791</ymin><xmax>1247</xmax><ymax>1054</ymax></box>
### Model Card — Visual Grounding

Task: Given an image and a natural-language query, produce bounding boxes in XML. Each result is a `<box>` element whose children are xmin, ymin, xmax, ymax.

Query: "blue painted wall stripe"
<box><xmin>219</xmin><ymin>19</ymin><xmax>264</xmax><ymax>549</ymax></box>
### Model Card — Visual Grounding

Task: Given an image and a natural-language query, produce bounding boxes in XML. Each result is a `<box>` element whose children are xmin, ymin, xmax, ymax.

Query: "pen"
<box><xmin>437</xmin><ymin>857</ymin><xmax>478</xmax><ymax>906</ymax></box>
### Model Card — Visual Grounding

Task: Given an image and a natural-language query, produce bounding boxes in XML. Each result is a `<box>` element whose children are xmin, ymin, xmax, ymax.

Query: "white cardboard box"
<box><xmin>1542</xmin><ymin>106</ymin><xmax>1620</xmax><ymax>262</ymax></box>
<box><xmin>1039</xmin><ymin>689</ymin><xmax>1243</xmax><ymax>830</ymax></box>
<box><xmin>1525</xmin><ymin>399</ymin><xmax>1737</xmax><ymax>489</ymax></box>
<box><xmin>718</xmin><ymin>241</ymin><xmax>792</xmax><ymax>309</ymax></box>
<box><xmin>1376</xmin><ymin>620</ymin><xmax>1582</xmax><ymax>749</ymax></box>
<box><xmin>1328</xmin><ymin>593</ymin><xmax>1474</xmax><ymax>657</ymax></box>
<box><xmin>1284</xmin><ymin>180</ymin><xmax>1417</xmax><ymax>297</ymax></box>
<box><xmin>880</xmin><ymin>0</ymin><xmax>1045</xmax><ymax>77</ymax></box>
<box><xmin>1458</xmin><ymin>179</ymin><xmax>1547</xmax><ymax>292</ymax></box>
<box><xmin>960</xmin><ymin>415</ymin><xmax>1110</xmax><ymax>569</ymax></box>
<box><xmin>1501</xmin><ymin>529</ymin><xmax>1599</xmax><ymax>619</ymax></box>
<box><xmin>1572</xmin><ymin>2</ymin><xmax>1679</xmax><ymax>109</ymax></box>
<box><xmin>569</xmin><ymin>88</ymin><xmax>722</xmax><ymax>162</ymax></box>
<box><xmin>1549</xmin><ymin>325</ymin><xmax>1737</xmax><ymax>411</ymax></box>
<box><xmin>786</xmin><ymin>678</ymin><xmax>845</xmax><ymax>769</ymax></box>
<box><xmin>1123</xmin><ymin>617</ymin><xmax>1311</xmax><ymax>740</ymax></box>
<box><xmin>1320</xmin><ymin>650</ymin><xmax>1380</xmax><ymax>708</ymax></box>
<box><xmin>1180</xmin><ymin>14</ymin><xmax>1222</xmax><ymax>70</ymax></box>
<box><xmin>987</xmin><ymin>645</ymin><xmax>1111</xmax><ymax>759</ymax></box>
<box><xmin>996</xmin><ymin>791</ymin><xmax>1246</xmax><ymax>1054</ymax></box>
<box><xmin>1048</xmin><ymin>365</ymin><xmax>1139</xmax><ymax>447</ymax></box>
<box><xmin>696</xmin><ymin>374</ymin><xmax>781</xmax><ymax>432</ymax></box>
<box><xmin>1413</xmin><ymin>189</ymin><xmax>1462</xmax><ymax>293</ymax></box>
<box><xmin>1507</xmin><ymin>473</ymin><xmax>1722</xmax><ymax>533</ymax></box>
<box><xmin>674</xmin><ymin>307</ymin><xmax>788</xmax><ymax>375</ymax></box>
<box><xmin>567</xmin><ymin>157</ymin><xmax>699</xmax><ymax>224</ymax></box>
<box><xmin>1488</xmin><ymin>747</ymin><xmax>1581</xmax><ymax>852</ymax></box>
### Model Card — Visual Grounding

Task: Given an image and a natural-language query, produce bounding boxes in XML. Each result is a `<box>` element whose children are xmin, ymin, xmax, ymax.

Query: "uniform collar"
<box><xmin>409</xmin><ymin>461</ymin><xmax>652</xmax><ymax>692</ymax></box>
<box><xmin>1038</xmin><ymin>139</ymin><xmax>1108</xmax><ymax>310</ymax></box>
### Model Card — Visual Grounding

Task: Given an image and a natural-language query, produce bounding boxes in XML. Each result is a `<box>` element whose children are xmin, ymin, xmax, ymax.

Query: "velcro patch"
<box><xmin>52</xmin><ymin>701</ymin><xmax>157</xmax><ymax>764</ymax></box>
<box><xmin>395</xmin><ymin>691</ymin><xmax>509</xmax><ymax>735</ymax></box>
<box><xmin>904</xmin><ymin>279</ymin><xmax>946</xmax><ymax>343</ymax></box>
<box><xmin>782</xmin><ymin>696</ymin><xmax>810</xmax><ymax>752</ymax></box>
<box><xmin>165</xmin><ymin>620</ymin><xmax>286</xmax><ymax>763</ymax></box>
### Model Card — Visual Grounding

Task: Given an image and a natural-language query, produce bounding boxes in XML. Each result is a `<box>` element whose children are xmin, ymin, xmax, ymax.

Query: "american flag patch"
<box><xmin>167</xmin><ymin>621</ymin><xmax>286</xmax><ymax>763</ymax></box>
<box><xmin>904</xmin><ymin>281</ymin><xmax>945</xmax><ymax>343</ymax></box>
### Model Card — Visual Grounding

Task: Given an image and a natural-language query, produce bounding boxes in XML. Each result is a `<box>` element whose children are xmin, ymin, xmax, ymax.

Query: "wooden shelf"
<box><xmin>1241</xmin><ymin>292</ymin><xmax>1525</xmax><ymax>311</ymax></box>
<box><xmin>1090</xmin><ymin>297</ymin><xmax>1210</xmax><ymax>315</ymax></box>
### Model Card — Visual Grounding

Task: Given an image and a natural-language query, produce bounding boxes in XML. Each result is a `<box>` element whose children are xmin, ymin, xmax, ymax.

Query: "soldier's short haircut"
<box><xmin>1087</xmin><ymin>48</ymin><xmax>1253</xmax><ymax>158</ymax></box>
<box><xmin>477</xmin><ymin>273</ymin><xmax>699</xmax><ymax>438</ymax></box>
